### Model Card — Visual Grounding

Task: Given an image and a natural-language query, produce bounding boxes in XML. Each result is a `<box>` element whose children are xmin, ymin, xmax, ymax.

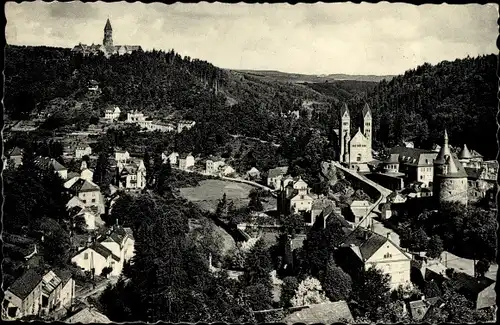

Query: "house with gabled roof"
<box><xmin>7</xmin><ymin>147</ymin><xmax>24</xmax><ymax>168</ymax></box>
<box><xmin>64</xmin><ymin>306</ymin><xmax>111</xmax><ymax>323</ymax></box>
<box><xmin>179</xmin><ymin>153</ymin><xmax>195</xmax><ymax>170</ymax></box>
<box><xmin>34</xmin><ymin>157</ymin><xmax>68</xmax><ymax>180</ymax></box>
<box><xmin>205</xmin><ymin>158</ymin><xmax>226</xmax><ymax>175</ymax></box>
<box><xmin>2</xmin><ymin>269</ymin><xmax>43</xmax><ymax>320</ymax></box>
<box><xmin>117</xmin><ymin>158</ymin><xmax>146</xmax><ymax>190</ymax></box>
<box><xmin>75</xmin><ymin>144</ymin><xmax>92</xmax><ymax>159</ymax></box>
<box><xmin>336</xmin><ymin>228</ymin><xmax>413</xmax><ymax>289</ymax></box>
<box><xmin>281</xmin><ymin>301</ymin><xmax>354</xmax><ymax>324</ymax></box>
<box><xmin>267</xmin><ymin>166</ymin><xmax>289</xmax><ymax>190</ymax></box>
<box><xmin>278</xmin><ymin>176</ymin><xmax>315</xmax><ymax>215</ymax></box>
<box><xmin>245</xmin><ymin>167</ymin><xmax>261</xmax><ymax>180</ymax></box>
<box><xmin>408</xmin><ymin>296</ymin><xmax>443</xmax><ymax>321</ymax></box>
<box><xmin>387</xmin><ymin>147</ymin><xmax>438</xmax><ymax>187</ymax></box>
<box><xmin>71</xmin><ymin>226</ymin><xmax>135</xmax><ymax>277</ymax></box>
<box><xmin>64</xmin><ymin>178</ymin><xmax>105</xmax><ymax>214</ymax></box>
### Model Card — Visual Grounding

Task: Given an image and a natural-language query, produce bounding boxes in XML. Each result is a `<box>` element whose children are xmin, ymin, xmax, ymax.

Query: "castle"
<box><xmin>339</xmin><ymin>103</ymin><xmax>373</xmax><ymax>171</ymax></box>
<box><xmin>433</xmin><ymin>130</ymin><xmax>468</xmax><ymax>206</ymax></box>
<box><xmin>72</xmin><ymin>18</ymin><xmax>142</xmax><ymax>58</ymax></box>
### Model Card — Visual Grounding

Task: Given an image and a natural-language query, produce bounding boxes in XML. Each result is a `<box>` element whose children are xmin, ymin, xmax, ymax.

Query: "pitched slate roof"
<box><xmin>53</xmin><ymin>268</ymin><xmax>73</xmax><ymax>286</ymax></box>
<box><xmin>34</xmin><ymin>157</ymin><xmax>67</xmax><ymax>171</ymax></box>
<box><xmin>438</xmin><ymin>154</ymin><xmax>468</xmax><ymax>179</ymax></box>
<box><xmin>69</xmin><ymin>178</ymin><xmax>100</xmax><ymax>193</ymax></box>
<box><xmin>9</xmin><ymin>147</ymin><xmax>24</xmax><ymax>157</ymax></box>
<box><xmin>268</xmin><ymin>166</ymin><xmax>289</xmax><ymax>178</ymax></box>
<box><xmin>477</xmin><ymin>282</ymin><xmax>496</xmax><ymax>310</ymax></box>
<box><xmin>341</xmin><ymin>228</ymin><xmax>396</xmax><ymax>261</ymax></box>
<box><xmin>65</xmin><ymin>307</ymin><xmax>111</xmax><ymax>323</ymax></box>
<box><xmin>282</xmin><ymin>301</ymin><xmax>354</xmax><ymax>324</ymax></box>
<box><xmin>464</xmin><ymin>167</ymin><xmax>483</xmax><ymax>180</ymax></box>
<box><xmin>362</xmin><ymin>103</ymin><xmax>371</xmax><ymax>118</ymax></box>
<box><xmin>389</xmin><ymin>147</ymin><xmax>437</xmax><ymax>167</ymax></box>
<box><xmin>7</xmin><ymin>269</ymin><xmax>43</xmax><ymax>300</ymax></box>
<box><xmin>409</xmin><ymin>297</ymin><xmax>442</xmax><ymax>321</ymax></box>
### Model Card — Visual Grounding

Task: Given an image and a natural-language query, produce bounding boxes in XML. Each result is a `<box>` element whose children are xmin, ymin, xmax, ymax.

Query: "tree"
<box><xmin>248</xmin><ymin>193</ymin><xmax>264</xmax><ymax>212</ymax></box>
<box><xmin>241</xmin><ymin>238</ymin><xmax>273</xmax><ymax>286</ymax></box>
<box><xmin>93</xmin><ymin>152</ymin><xmax>111</xmax><ymax>189</ymax></box>
<box><xmin>424</xmin><ymin>280</ymin><xmax>442</xmax><ymax>298</ymax></box>
<box><xmin>350</xmin><ymin>267</ymin><xmax>392</xmax><ymax>320</ymax></box>
<box><xmin>279</xmin><ymin>213</ymin><xmax>304</xmax><ymax>238</ymax></box>
<box><xmin>475</xmin><ymin>258</ymin><xmax>491</xmax><ymax>278</ymax></box>
<box><xmin>321</xmin><ymin>258</ymin><xmax>352</xmax><ymax>302</ymax></box>
<box><xmin>290</xmin><ymin>276</ymin><xmax>330</xmax><ymax>307</ymax></box>
<box><xmin>280</xmin><ymin>276</ymin><xmax>299</xmax><ymax>308</ymax></box>
<box><xmin>426</xmin><ymin>234</ymin><xmax>444</xmax><ymax>259</ymax></box>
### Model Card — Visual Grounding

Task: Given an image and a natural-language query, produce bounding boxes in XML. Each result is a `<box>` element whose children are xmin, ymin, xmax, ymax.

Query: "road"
<box><xmin>76</xmin><ymin>276</ymin><xmax>119</xmax><ymax>300</ymax></box>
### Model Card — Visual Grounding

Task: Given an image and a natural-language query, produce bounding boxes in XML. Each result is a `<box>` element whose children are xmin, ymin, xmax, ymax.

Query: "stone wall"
<box><xmin>437</xmin><ymin>177</ymin><xmax>468</xmax><ymax>205</ymax></box>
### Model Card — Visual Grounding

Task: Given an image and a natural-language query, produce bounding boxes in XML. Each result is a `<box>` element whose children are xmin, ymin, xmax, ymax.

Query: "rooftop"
<box><xmin>64</xmin><ymin>307</ymin><xmax>111</xmax><ymax>324</ymax></box>
<box><xmin>7</xmin><ymin>269</ymin><xmax>43</xmax><ymax>300</ymax></box>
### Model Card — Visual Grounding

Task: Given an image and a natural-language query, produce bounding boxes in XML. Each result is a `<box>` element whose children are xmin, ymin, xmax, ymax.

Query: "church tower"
<box><xmin>362</xmin><ymin>103</ymin><xmax>372</xmax><ymax>153</ymax></box>
<box><xmin>433</xmin><ymin>130</ymin><xmax>468</xmax><ymax>207</ymax></box>
<box><xmin>103</xmin><ymin>18</ymin><xmax>113</xmax><ymax>47</ymax></box>
<box><xmin>339</xmin><ymin>104</ymin><xmax>350</xmax><ymax>163</ymax></box>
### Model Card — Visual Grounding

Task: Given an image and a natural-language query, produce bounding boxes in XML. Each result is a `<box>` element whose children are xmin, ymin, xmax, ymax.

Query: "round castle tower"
<box><xmin>433</xmin><ymin>130</ymin><xmax>468</xmax><ymax>206</ymax></box>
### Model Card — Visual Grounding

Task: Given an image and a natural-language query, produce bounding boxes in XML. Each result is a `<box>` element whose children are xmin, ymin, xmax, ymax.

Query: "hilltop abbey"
<box><xmin>72</xmin><ymin>18</ymin><xmax>142</xmax><ymax>58</ymax></box>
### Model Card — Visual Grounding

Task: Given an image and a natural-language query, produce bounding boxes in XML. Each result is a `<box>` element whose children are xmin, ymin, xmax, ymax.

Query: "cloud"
<box><xmin>5</xmin><ymin>2</ymin><xmax>498</xmax><ymax>75</ymax></box>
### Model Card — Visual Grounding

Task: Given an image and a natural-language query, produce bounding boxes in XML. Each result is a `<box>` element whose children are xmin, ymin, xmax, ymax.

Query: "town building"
<box><xmin>339</xmin><ymin>103</ymin><xmax>373</xmax><ymax>171</ymax></box>
<box><xmin>71</xmin><ymin>19</ymin><xmax>142</xmax><ymax>58</ymax></box>
<box><xmin>162</xmin><ymin>151</ymin><xmax>179</xmax><ymax>165</ymax></box>
<box><xmin>267</xmin><ymin>166</ymin><xmax>289</xmax><ymax>190</ymax></box>
<box><xmin>309</xmin><ymin>198</ymin><xmax>341</xmax><ymax>227</ymax></box>
<box><xmin>349</xmin><ymin>200</ymin><xmax>372</xmax><ymax>226</ymax></box>
<box><xmin>71</xmin><ymin>226</ymin><xmax>135</xmax><ymax>277</ymax></box>
<box><xmin>177</xmin><ymin>120</ymin><xmax>196</xmax><ymax>133</ymax></box>
<box><xmin>7</xmin><ymin>147</ymin><xmax>24</xmax><ymax>168</ymax></box>
<box><xmin>458</xmin><ymin>144</ymin><xmax>484</xmax><ymax>169</ymax></box>
<box><xmin>114</xmin><ymin>149</ymin><xmax>130</xmax><ymax>162</ymax></box>
<box><xmin>386</xmin><ymin>147</ymin><xmax>438</xmax><ymax>187</ymax></box>
<box><xmin>2</xmin><ymin>269</ymin><xmax>43</xmax><ymax>320</ymax></box>
<box><xmin>179</xmin><ymin>153</ymin><xmax>195</xmax><ymax>170</ymax></box>
<box><xmin>116</xmin><ymin>158</ymin><xmax>147</xmax><ymax>190</ymax></box>
<box><xmin>104</xmin><ymin>106</ymin><xmax>121</xmax><ymax>121</ymax></box>
<box><xmin>75</xmin><ymin>145</ymin><xmax>92</xmax><ymax>159</ymax></box>
<box><xmin>220</xmin><ymin>165</ymin><xmax>236</xmax><ymax>176</ymax></box>
<box><xmin>336</xmin><ymin>228</ymin><xmax>413</xmax><ymax>289</ymax></box>
<box><xmin>64</xmin><ymin>178</ymin><xmax>105</xmax><ymax>215</ymax></box>
<box><xmin>206</xmin><ymin>158</ymin><xmax>226</xmax><ymax>175</ymax></box>
<box><xmin>64</xmin><ymin>307</ymin><xmax>111</xmax><ymax>323</ymax></box>
<box><xmin>34</xmin><ymin>157</ymin><xmax>68</xmax><ymax>180</ymax></box>
<box><xmin>433</xmin><ymin>130</ymin><xmax>468</xmax><ymax>206</ymax></box>
<box><xmin>278</xmin><ymin>176</ymin><xmax>314</xmax><ymax>215</ymax></box>
<box><xmin>245</xmin><ymin>167</ymin><xmax>261</xmax><ymax>180</ymax></box>
<box><xmin>126</xmin><ymin>110</ymin><xmax>152</xmax><ymax>129</ymax></box>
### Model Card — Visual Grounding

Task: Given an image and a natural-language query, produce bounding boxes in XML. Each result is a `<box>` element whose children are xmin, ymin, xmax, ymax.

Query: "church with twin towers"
<box><xmin>338</xmin><ymin>103</ymin><xmax>373</xmax><ymax>171</ymax></box>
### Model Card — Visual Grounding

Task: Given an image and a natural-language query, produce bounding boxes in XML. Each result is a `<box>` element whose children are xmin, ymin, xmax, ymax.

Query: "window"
<box><xmin>82</xmin><ymin>200</ymin><xmax>87</xmax><ymax>204</ymax></box>
<box><xmin>91</xmin><ymin>199</ymin><xmax>96</xmax><ymax>203</ymax></box>
<box><xmin>384</xmin><ymin>253</ymin><xmax>393</xmax><ymax>259</ymax></box>
<box><xmin>84</xmin><ymin>253</ymin><xmax>88</xmax><ymax>260</ymax></box>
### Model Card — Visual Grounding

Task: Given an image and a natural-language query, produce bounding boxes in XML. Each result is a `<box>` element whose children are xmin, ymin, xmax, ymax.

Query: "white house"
<box><xmin>104</xmin><ymin>106</ymin><xmax>121</xmax><ymax>121</ymax></box>
<box><xmin>117</xmin><ymin>159</ymin><xmax>147</xmax><ymax>190</ymax></box>
<box><xmin>339</xmin><ymin>229</ymin><xmax>413</xmax><ymax>290</ymax></box>
<box><xmin>71</xmin><ymin>244</ymin><xmax>120</xmax><ymax>277</ymax></box>
<box><xmin>80</xmin><ymin>167</ymin><xmax>94</xmax><ymax>183</ymax></box>
<box><xmin>220</xmin><ymin>165</ymin><xmax>236</xmax><ymax>176</ymax></box>
<box><xmin>206</xmin><ymin>159</ymin><xmax>226</xmax><ymax>175</ymax></box>
<box><xmin>177</xmin><ymin>120</ymin><xmax>196</xmax><ymax>133</ymax></box>
<box><xmin>246</xmin><ymin>167</ymin><xmax>261</xmax><ymax>180</ymax></box>
<box><xmin>75</xmin><ymin>145</ymin><xmax>92</xmax><ymax>159</ymax></box>
<box><xmin>1</xmin><ymin>269</ymin><xmax>43</xmax><ymax>320</ymax></box>
<box><xmin>71</xmin><ymin>227</ymin><xmax>135</xmax><ymax>277</ymax></box>
<box><xmin>179</xmin><ymin>153</ymin><xmax>195</xmax><ymax>170</ymax></box>
<box><xmin>114</xmin><ymin>150</ymin><xmax>130</xmax><ymax>162</ymax></box>
<box><xmin>162</xmin><ymin>151</ymin><xmax>179</xmax><ymax>165</ymax></box>
<box><xmin>279</xmin><ymin>176</ymin><xmax>314</xmax><ymax>214</ymax></box>
<box><xmin>350</xmin><ymin>200</ymin><xmax>371</xmax><ymax>225</ymax></box>
<box><xmin>267</xmin><ymin>166</ymin><xmax>289</xmax><ymax>190</ymax></box>
<box><xmin>64</xmin><ymin>178</ymin><xmax>105</xmax><ymax>215</ymax></box>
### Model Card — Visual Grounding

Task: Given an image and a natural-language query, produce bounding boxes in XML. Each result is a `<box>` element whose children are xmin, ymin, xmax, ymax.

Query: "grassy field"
<box><xmin>179</xmin><ymin>179</ymin><xmax>276</xmax><ymax>212</ymax></box>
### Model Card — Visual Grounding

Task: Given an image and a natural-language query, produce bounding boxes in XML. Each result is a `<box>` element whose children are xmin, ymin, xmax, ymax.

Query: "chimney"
<box><xmin>386</xmin><ymin>232</ymin><xmax>391</xmax><ymax>240</ymax></box>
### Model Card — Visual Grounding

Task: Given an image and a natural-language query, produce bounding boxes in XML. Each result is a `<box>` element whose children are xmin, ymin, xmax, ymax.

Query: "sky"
<box><xmin>5</xmin><ymin>2</ymin><xmax>498</xmax><ymax>76</ymax></box>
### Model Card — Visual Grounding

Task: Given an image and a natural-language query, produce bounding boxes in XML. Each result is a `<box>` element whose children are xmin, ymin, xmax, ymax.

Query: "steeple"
<box><xmin>105</xmin><ymin>18</ymin><xmax>112</xmax><ymax>31</ymax></box>
<box><xmin>103</xmin><ymin>18</ymin><xmax>113</xmax><ymax>47</ymax></box>
<box><xmin>435</xmin><ymin>129</ymin><xmax>451</xmax><ymax>164</ymax></box>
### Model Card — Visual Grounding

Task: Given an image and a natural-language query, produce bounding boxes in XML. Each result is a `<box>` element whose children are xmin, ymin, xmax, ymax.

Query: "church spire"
<box><xmin>105</xmin><ymin>18</ymin><xmax>112</xmax><ymax>31</ymax></box>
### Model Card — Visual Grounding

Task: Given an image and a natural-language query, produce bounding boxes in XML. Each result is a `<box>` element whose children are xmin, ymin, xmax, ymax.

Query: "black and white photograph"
<box><xmin>2</xmin><ymin>1</ymin><xmax>498</xmax><ymax>323</ymax></box>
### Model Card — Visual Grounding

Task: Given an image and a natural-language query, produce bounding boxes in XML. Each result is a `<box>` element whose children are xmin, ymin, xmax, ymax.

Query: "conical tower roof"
<box><xmin>435</xmin><ymin>129</ymin><xmax>451</xmax><ymax>164</ymax></box>
<box><xmin>458</xmin><ymin>144</ymin><xmax>472</xmax><ymax>159</ymax></box>
<box><xmin>104</xmin><ymin>18</ymin><xmax>112</xmax><ymax>31</ymax></box>
<box><xmin>445</xmin><ymin>155</ymin><xmax>458</xmax><ymax>174</ymax></box>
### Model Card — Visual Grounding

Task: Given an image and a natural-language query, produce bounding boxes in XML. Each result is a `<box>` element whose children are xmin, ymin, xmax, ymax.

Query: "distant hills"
<box><xmin>232</xmin><ymin>69</ymin><xmax>394</xmax><ymax>83</ymax></box>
